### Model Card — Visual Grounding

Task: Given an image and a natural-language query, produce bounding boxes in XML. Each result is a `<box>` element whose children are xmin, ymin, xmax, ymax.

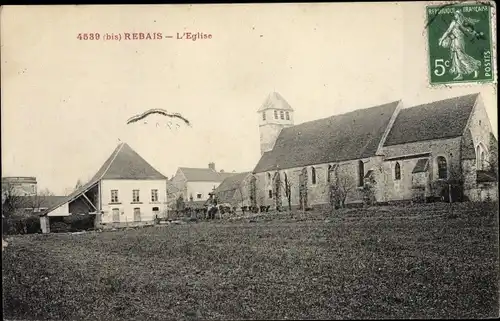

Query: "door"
<box><xmin>134</xmin><ymin>208</ymin><xmax>141</xmax><ymax>222</ymax></box>
<box><xmin>112</xmin><ymin>208</ymin><xmax>120</xmax><ymax>224</ymax></box>
<box><xmin>152</xmin><ymin>207</ymin><xmax>159</xmax><ymax>221</ymax></box>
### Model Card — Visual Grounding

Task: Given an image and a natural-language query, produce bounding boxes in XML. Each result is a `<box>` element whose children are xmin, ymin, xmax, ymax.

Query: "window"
<box><xmin>274</xmin><ymin>110</ymin><xmax>278</xmax><ymax>119</ymax></box>
<box><xmin>394</xmin><ymin>162</ymin><xmax>401</xmax><ymax>180</ymax></box>
<box><xmin>327</xmin><ymin>165</ymin><xmax>332</xmax><ymax>182</ymax></box>
<box><xmin>437</xmin><ymin>156</ymin><xmax>448</xmax><ymax>179</ymax></box>
<box><xmin>311</xmin><ymin>167</ymin><xmax>317</xmax><ymax>184</ymax></box>
<box><xmin>133</xmin><ymin>208</ymin><xmax>141</xmax><ymax>222</ymax></box>
<box><xmin>262</xmin><ymin>112</ymin><xmax>266</xmax><ymax>121</ymax></box>
<box><xmin>197</xmin><ymin>193</ymin><xmax>202</xmax><ymax>199</ymax></box>
<box><xmin>151</xmin><ymin>189</ymin><xmax>158</xmax><ymax>202</ymax></box>
<box><xmin>476</xmin><ymin>144</ymin><xmax>487</xmax><ymax>170</ymax></box>
<box><xmin>358</xmin><ymin>160</ymin><xmax>364</xmax><ymax>187</ymax></box>
<box><xmin>268</xmin><ymin>190</ymin><xmax>273</xmax><ymax>199</ymax></box>
<box><xmin>280</xmin><ymin>110</ymin><xmax>284</xmax><ymax>120</ymax></box>
<box><xmin>112</xmin><ymin>208</ymin><xmax>120</xmax><ymax>222</ymax></box>
<box><xmin>286</xmin><ymin>111</ymin><xmax>290</xmax><ymax>120</ymax></box>
<box><xmin>111</xmin><ymin>190</ymin><xmax>119</xmax><ymax>203</ymax></box>
<box><xmin>132</xmin><ymin>189</ymin><xmax>140</xmax><ymax>202</ymax></box>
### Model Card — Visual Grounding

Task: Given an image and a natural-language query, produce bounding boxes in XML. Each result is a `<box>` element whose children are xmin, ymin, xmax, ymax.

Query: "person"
<box><xmin>438</xmin><ymin>10</ymin><xmax>482</xmax><ymax>80</ymax></box>
<box><xmin>206</xmin><ymin>193</ymin><xmax>218</xmax><ymax>219</ymax></box>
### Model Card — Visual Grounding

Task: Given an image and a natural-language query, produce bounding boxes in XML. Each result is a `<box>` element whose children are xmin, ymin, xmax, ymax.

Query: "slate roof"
<box><xmin>214</xmin><ymin>172</ymin><xmax>251</xmax><ymax>203</ymax></box>
<box><xmin>384</xmin><ymin>94</ymin><xmax>478</xmax><ymax>147</ymax></box>
<box><xmin>179</xmin><ymin>168</ymin><xmax>238</xmax><ymax>182</ymax></box>
<box><xmin>412</xmin><ymin>158</ymin><xmax>429</xmax><ymax>173</ymax></box>
<box><xmin>40</xmin><ymin>142</ymin><xmax>166</xmax><ymax>216</ymax></box>
<box><xmin>17</xmin><ymin>196</ymin><xmax>67</xmax><ymax>209</ymax></box>
<box><xmin>257</xmin><ymin>92</ymin><xmax>294</xmax><ymax>112</ymax></box>
<box><xmin>253</xmin><ymin>101</ymin><xmax>399</xmax><ymax>173</ymax></box>
<box><xmin>215</xmin><ymin>172</ymin><xmax>251</xmax><ymax>192</ymax></box>
<box><xmin>91</xmin><ymin>143</ymin><xmax>167</xmax><ymax>180</ymax></box>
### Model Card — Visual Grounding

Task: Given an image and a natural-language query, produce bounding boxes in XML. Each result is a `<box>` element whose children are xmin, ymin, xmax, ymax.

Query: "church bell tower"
<box><xmin>258</xmin><ymin>92</ymin><xmax>294</xmax><ymax>155</ymax></box>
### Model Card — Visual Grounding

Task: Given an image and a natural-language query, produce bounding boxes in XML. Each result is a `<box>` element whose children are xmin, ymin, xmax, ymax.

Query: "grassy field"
<box><xmin>2</xmin><ymin>203</ymin><xmax>499</xmax><ymax>320</ymax></box>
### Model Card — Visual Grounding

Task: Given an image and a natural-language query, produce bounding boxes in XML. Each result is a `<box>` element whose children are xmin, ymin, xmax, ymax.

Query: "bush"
<box><xmin>63</xmin><ymin>215</ymin><xmax>96</xmax><ymax>231</ymax></box>
<box><xmin>50</xmin><ymin>221</ymin><xmax>71</xmax><ymax>233</ymax></box>
<box><xmin>2</xmin><ymin>215</ymin><xmax>41</xmax><ymax>235</ymax></box>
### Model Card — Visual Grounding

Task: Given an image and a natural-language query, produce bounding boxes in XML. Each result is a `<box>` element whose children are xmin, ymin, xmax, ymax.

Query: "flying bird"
<box><xmin>126</xmin><ymin>109</ymin><xmax>191</xmax><ymax>127</ymax></box>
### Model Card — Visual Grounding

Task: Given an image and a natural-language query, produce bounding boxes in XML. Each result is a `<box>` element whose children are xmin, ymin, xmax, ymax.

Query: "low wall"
<box><xmin>98</xmin><ymin>220</ymin><xmax>156</xmax><ymax>230</ymax></box>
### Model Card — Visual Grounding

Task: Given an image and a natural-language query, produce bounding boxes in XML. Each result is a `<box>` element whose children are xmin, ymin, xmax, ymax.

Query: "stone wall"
<box><xmin>254</xmin><ymin>156</ymin><xmax>383</xmax><ymax>209</ymax></box>
<box><xmin>380</xmin><ymin>137</ymin><xmax>462</xmax><ymax>202</ymax></box>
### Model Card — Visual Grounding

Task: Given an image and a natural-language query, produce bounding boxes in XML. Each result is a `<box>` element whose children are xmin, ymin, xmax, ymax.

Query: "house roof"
<box><xmin>91</xmin><ymin>143</ymin><xmax>167</xmax><ymax>180</ymax></box>
<box><xmin>40</xmin><ymin>142</ymin><xmax>166</xmax><ymax>216</ymax></box>
<box><xmin>214</xmin><ymin>172</ymin><xmax>252</xmax><ymax>203</ymax></box>
<box><xmin>384</xmin><ymin>94</ymin><xmax>478</xmax><ymax>147</ymax></box>
<box><xmin>253</xmin><ymin>101</ymin><xmax>399</xmax><ymax>173</ymax></box>
<box><xmin>179</xmin><ymin>167</ymin><xmax>238</xmax><ymax>182</ymax></box>
<box><xmin>18</xmin><ymin>196</ymin><xmax>67</xmax><ymax>209</ymax></box>
<box><xmin>257</xmin><ymin>92</ymin><xmax>294</xmax><ymax>112</ymax></box>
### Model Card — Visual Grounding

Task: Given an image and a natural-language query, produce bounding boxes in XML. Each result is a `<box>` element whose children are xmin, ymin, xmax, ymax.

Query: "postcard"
<box><xmin>1</xmin><ymin>2</ymin><xmax>498</xmax><ymax>320</ymax></box>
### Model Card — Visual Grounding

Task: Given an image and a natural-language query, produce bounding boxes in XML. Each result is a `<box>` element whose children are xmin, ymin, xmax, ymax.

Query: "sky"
<box><xmin>1</xmin><ymin>3</ymin><xmax>497</xmax><ymax>195</ymax></box>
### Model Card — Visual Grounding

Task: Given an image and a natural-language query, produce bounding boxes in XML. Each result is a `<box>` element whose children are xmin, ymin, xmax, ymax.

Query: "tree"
<box><xmin>278</xmin><ymin>172</ymin><xmax>292</xmax><ymax>211</ymax></box>
<box><xmin>2</xmin><ymin>184</ymin><xmax>55</xmax><ymax>234</ymax></box>
<box><xmin>329</xmin><ymin>166</ymin><xmax>355</xmax><ymax>209</ymax></box>
<box><xmin>74</xmin><ymin>179</ymin><xmax>84</xmax><ymax>191</ymax></box>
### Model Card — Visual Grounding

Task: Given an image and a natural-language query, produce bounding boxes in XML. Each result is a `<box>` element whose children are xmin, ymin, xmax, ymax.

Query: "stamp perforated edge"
<box><xmin>424</xmin><ymin>0</ymin><xmax>497</xmax><ymax>88</ymax></box>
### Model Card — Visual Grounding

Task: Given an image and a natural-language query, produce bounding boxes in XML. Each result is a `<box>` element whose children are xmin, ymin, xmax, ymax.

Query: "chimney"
<box><xmin>220</xmin><ymin>169</ymin><xmax>225</xmax><ymax>173</ymax></box>
<box><xmin>208</xmin><ymin>162</ymin><xmax>215</xmax><ymax>171</ymax></box>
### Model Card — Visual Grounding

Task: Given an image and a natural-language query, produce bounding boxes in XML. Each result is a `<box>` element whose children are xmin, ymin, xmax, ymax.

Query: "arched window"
<box><xmin>437</xmin><ymin>156</ymin><xmax>448</xmax><ymax>179</ymax></box>
<box><xmin>327</xmin><ymin>165</ymin><xmax>332</xmax><ymax>182</ymax></box>
<box><xmin>358</xmin><ymin>160</ymin><xmax>364</xmax><ymax>187</ymax></box>
<box><xmin>394</xmin><ymin>162</ymin><xmax>401</xmax><ymax>180</ymax></box>
<box><xmin>262</xmin><ymin>112</ymin><xmax>266</xmax><ymax>121</ymax></box>
<box><xmin>311</xmin><ymin>167</ymin><xmax>317</xmax><ymax>185</ymax></box>
<box><xmin>286</xmin><ymin>111</ymin><xmax>290</xmax><ymax>120</ymax></box>
<box><xmin>280</xmin><ymin>110</ymin><xmax>284</xmax><ymax>120</ymax></box>
<box><xmin>476</xmin><ymin>144</ymin><xmax>488</xmax><ymax>170</ymax></box>
<box><xmin>274</xmin><ymin>110</ymin><xmax>278</xmax><ymax>119</ymax></box>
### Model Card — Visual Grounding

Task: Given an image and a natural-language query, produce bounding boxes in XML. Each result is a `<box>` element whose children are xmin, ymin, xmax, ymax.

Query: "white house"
<box><xmin>170</xmin><ymin>163</ymin><xmax>240</xmax><ymax>207</ymax></box>
<box><xmin>39</xmin><ymin>142</ymin><xmax>169</xmax><ymax>233</ymax></box>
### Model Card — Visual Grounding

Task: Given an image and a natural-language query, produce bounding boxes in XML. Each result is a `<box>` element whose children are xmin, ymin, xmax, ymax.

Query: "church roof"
<box><xmin>384</xmin><ymin>94</ymin><xmax>478</xmax><ymax>147</ymax></box>
<box><xmin>257</xmin><ymin>92</ymin><xmax>294</xmax><ymax>112</ymax></box>
<box><xmin>179</xmin><ymin>167</ymin><xmax>239</xmax><ymax>182</ymax></box>
<box><xmin>412</xmin><ymin>158</ymin><xmax>429</xmax><ymax>173</ymax></box>
<box><xmin>40</xmin><ymin>142</ymin><xmax>166</xmax><ymax>216</ymax></box>
<box><xmin>253</xmin><ymin>101</ymin><xmax>399</xmax><ymax>173</ymax></box>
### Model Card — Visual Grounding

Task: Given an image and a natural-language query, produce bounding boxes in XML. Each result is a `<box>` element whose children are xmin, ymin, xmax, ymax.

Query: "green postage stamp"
<box><xmin>426</xmin><ymin>2</ymin><xmax>494</xmax><ymax>85</ymax></box>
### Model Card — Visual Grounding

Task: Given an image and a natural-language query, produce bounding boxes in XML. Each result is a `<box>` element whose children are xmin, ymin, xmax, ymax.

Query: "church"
<box><xmin>250</xmin><ymin>92</ymin><xmax>498</xmax><ymax>210</ymax></box>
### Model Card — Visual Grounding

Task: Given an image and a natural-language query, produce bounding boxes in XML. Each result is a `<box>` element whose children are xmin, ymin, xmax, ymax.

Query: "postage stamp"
<box><xmin>426</xmin><ymin>2</ymin><xmax>494</xmax><ymax>85</ymax></box>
